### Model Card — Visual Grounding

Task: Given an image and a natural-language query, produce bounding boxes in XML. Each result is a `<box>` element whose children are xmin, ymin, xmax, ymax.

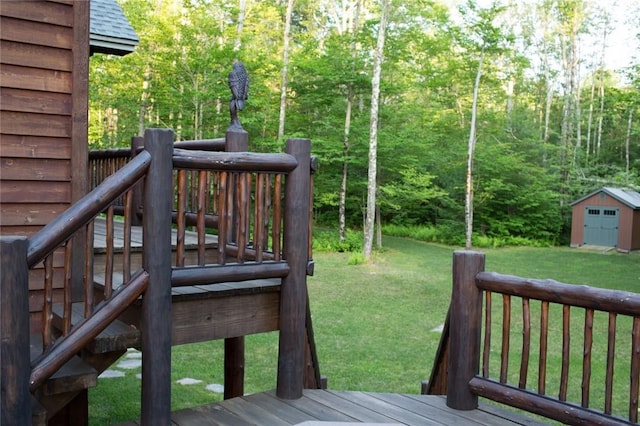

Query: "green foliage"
<box><xmin>90</xmin><ymin>0</ymin><xmax>640</xmax><ymax>245</ymax></box>
<box><xmin>313</xmin><ymin>227</ymin><xmax>363</xmax><ymax>253</ymax></box>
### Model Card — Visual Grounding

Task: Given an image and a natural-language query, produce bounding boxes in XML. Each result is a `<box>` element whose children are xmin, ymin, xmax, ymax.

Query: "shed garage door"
<box><xmin>583</xmin><ymin>206</ymin><xmax>619</xmax><ymax>247</ymax></box>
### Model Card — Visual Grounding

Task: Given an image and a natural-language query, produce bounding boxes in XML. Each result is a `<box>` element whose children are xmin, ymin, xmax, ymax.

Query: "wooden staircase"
<box><xmin>30</xmin><ymin>305</ymin><xmax>142</xmax><ymax>425</ymax></box>
<box><xmin>2</xmin><ymin>130</ymin><xmax>319</xmax><ymax>425</ymax></box>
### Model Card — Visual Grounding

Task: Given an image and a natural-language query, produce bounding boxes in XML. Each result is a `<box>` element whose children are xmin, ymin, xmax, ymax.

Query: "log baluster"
<box><xmin>631</xmin><ymin>316</ymin><xmax>640</xmax><ymax>423</ymax></box>
<box><xmin>500</xmin><ymin>294</ymin><xmax>511</xmax><ymax>384</ymax></box>
<box><xmin>538</xmin><ymin>300</ymin><xmax>549</xmax><ymax>395</ymax></box>
<box><xmin>273</xmin><ymin>174</ymin><xmax>282</xmax><ymax>261</ymax></box>
<box><xmin>63</xmin><ymin>241</ymin><xmax>72</xmax><ymax>334</ymax></box>
<box><xmin>559</xmin><ymin>305</ymin><xmax>571</xmax><ymax>401</ymax></box>
<box><xmin>582</xmin><ymin>308</ymin><xmax>594</xmax><ymax>407</ymax></box>
<box><xmin>176</xmin><ymin>170</ymin><xmax>187</xmax><ymax>267</ymax></box>
<box><xmin>123</xmin><ymin>190</ymin><xmax>133</xmax><ymax>282</ymax></box>
<box><xmin>43</xmin><ymin>254</ymin><xmax>54</xmax><ymax>349</ymax></box>
<box><xmin>519</xmin><ymin>297</ymin><xmax>531</xmax><ymax>389</ymax></box>
<box><xmin>236</xmin><ymin>172</ymin><xmax>249</xmax><ymax>262</ymax></box>
<box><xmin>84</xmin><ymin>221</ymin><xmax>94</xmax><ymax>317</ymax></box>
<box><xmin>217</xmin><ymin>171</ymin><xmax>229</xmax><ymax>264</ymax></box>
<box><xmin>254</xmin><ymin>173</ymin><xmax>265</xmax><ymax>262</ymax></box>
<box><xmin>104</xmin><ymin>205</ymin><xmax>114</xmax><ymax>299</ymax></box>
<box><xmin>197</xmin><ymin>170</ymin><xmax>207</xmax><ymax>265</ymax></box>
<box><xmin>604</xmin><ymin>312</ymin><xmax>616</xmax><ymax>414</ymax></box>
<box><xmin>482</xmin><ymin>291</ymin><xmax>492</xmax><ymax>378</ymax></box>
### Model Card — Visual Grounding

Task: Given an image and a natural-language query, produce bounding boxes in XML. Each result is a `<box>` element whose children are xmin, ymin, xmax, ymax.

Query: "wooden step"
<box><xmin>51</xmin><ymin>303</ymin><xmax>141</xmax><ymax>353</ymax></box>
<box><xmin>31</xmin><ymin>396</ymin><xmax>47</xmax><ymax>426</ymax></box>
<box><xmin>30</xmin><ymin>335</ymin><xmax>98</xmax><ymax>397</ymax></box>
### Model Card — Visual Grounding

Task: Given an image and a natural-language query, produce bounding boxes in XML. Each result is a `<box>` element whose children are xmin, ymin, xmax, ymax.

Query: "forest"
<box><xmin>90</xmin><ymin>0</ymin><xmax>640</xmax><ymax>247</ymax></box>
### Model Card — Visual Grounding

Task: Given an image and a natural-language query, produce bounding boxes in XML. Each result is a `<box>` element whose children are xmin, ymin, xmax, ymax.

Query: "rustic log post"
<box><xmin>130</xmin><ymin>136</ymin><xmax>145</xmax><ymax>226</ymax></box>
<box><xmin>140</xmin><ymin>129</ymin><xmax>174</xmax><ymax>425</ymax></box>
<box><xmin>447</xmin><ymin>250</ymin><xmax>485</xmax><ymax>410</ymax></box>
<box><xmin>277</xmin><ymin>138</ymin><xmax>311</xmax><ymax>399</ymax></box>
<box><xmin>1</xmin><ymin>237</ymin><xmax>31</xmax><ymax>425</ymax></box>
<box><xmin>223</xmin><ymin>128</ymin><xmax>248</xmax><ymax>399</ymax></box>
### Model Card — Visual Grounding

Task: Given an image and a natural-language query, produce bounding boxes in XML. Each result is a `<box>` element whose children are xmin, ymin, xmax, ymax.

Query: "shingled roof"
<box><xmin>90</xmin><ymin>0</ymin><xmax>139</xmax><ymax>56</ymax></box>
<box><xmin>571</xmin><ymin>186</ymin><xmax>640</xmax><ymax>209</ymax></box>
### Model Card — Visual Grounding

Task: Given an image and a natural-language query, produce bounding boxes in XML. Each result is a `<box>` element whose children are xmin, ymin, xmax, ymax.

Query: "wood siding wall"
<box><xmin>570</xmin><ymin>192</ymin><xmax>639</xmax><ymax>252</ymax></box>
<box><xmin>0</xmin><ymin>0</ymin><xmax>89</xmax><ymax>328</ymax></box>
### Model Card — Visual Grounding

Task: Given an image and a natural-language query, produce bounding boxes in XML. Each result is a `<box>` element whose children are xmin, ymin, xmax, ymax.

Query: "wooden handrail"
<box><xmin>171</xmin><ymin>261</ymin><xmax>290</xmax><ymax>287</ymax></box>
<box><xmin>173</xmin><ymin>148</ymin><xmax>298</xmax><ymax>173</ymax></box>
<box><xmin>29</xmin><ymin>269</ymin><xmax>149</xmax><ymax>391</ymax></box>
<box><xmin>476</xmin><ymin>271</ymin><xmax>640</xmax><ymax>316</ymax></box>
<box><xmin>27</xmin><ymin>151</ymin><xmax>151</xmax><ymax>267</ymax></box>
<box><xmin>444</xmin><ymin>250</ymin><xmax>640</xmax><ymax>425</ymax></box>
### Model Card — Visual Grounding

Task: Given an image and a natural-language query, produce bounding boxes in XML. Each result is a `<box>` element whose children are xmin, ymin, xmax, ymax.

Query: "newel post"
<box><xmin>140</xmin><ymin>129</ymin><xmax>174</xmax><ymax>425</ymax></box>
<box><xmin>447</xmin><ymin>250</ymin><xmax>485</xmax><ymax>410</ymax></box>
<box><xmin>223</xmin><ymin>127</ymin><xmax>248</xmax><ymax>399</ymax></box>
<box><xmin>277</xmin><ymin>138</ymin><xmax>311</xmax><ymax>399</ymax></box>
<box><xmin>1</xmin><ymin>237</ymin><xmax>31</xmax><ymax>425</ymax></box>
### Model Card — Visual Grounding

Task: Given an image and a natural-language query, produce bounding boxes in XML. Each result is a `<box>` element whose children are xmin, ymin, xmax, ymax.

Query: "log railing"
<box><xmin>88</xmin><ymin>137</ymin><xmax>226</xmax><ymax>224</ymax></box>
<box><xmin>443</xmin><ymin>250</ymin><xmax>640</xmax><ymax>426</ymax></box>
<box><xmin>1</xmin><ymin>129</ymin><xmax>316</xmax><ymax>423</ymax></box>
<box><xmin>1</xmin><ymin>129</ymin><xmax>174</xmax><ymax>424</ymax></box>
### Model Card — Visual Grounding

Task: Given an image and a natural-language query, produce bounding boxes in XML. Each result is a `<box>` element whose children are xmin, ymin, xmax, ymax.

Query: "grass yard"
<box><xmin>89</xmin><ymin>237</ymin><xmax>639</xmax><ymax>424</ymax></box>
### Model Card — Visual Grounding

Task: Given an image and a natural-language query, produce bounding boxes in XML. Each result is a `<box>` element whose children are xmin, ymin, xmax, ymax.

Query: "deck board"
<box><xmin>93</xmin><ymin>217</ymin><xmax>217</xmax><ymax>253</ymax></box>
<box><xmin>116</xmin><ymin>390</ymin><xmax>548</xmax><ymax>425</ymax></box>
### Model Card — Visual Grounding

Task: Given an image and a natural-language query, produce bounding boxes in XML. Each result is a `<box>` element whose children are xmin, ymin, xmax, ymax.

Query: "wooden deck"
<box><xmin>116</xmin><ymin>389</ymin><xmax>546</xmax><ymax>425</ymax></box>
<box><xmin>93</xmin><ymin>217</ymin><xmax>218</xmax><ymax>253</ymax></box>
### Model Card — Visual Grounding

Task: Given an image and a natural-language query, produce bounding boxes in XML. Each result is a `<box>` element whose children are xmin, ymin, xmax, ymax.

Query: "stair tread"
<box><xmin>94</xmin><ymin>273</ymin><xmax>280</xmax><ymax>302</ymax></box>
<box><xmin>51</xmin><ymin>304</ymin><xmax>141</xmax><ymax>353</ymax></box>
<box><xmin>31</xmin><ymin>396</ymin><xmax>47</xmax><ymax>426</ymax></box>
<box><xmin>30</xmin><ymin>335</ymin><xmax>97</xmax><ymax>396</ymax></box>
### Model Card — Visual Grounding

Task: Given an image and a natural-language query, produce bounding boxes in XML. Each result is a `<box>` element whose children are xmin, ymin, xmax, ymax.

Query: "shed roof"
<box><xmin>571</xmin><ymin>186</ymin><xmax>640</xmax><ymax>209</ymax></box>
<box><xmin>90</xmin><ymin>0</ymin><xmax>139</xmax><ymax>56</ymax></box>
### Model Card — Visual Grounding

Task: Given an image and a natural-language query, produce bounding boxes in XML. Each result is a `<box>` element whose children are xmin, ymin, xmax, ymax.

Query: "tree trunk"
<box><xmin>278</xmin><ymin>0</ymin><xmax>294</xmax><ymax>140</ymax></box>
<box><xmin>234</xmin><ymin>0</ymin><xmax>247</xmax><ymax>52</ymax></box>
<box><xmin>339</xmin><ymin>96</ymin><xmax>351</xmax><ymax>243</ymax></box>
<box><xmin>363</xmin><ymin>0</ymin><xmax>388</xmax><ymax>259</ymax></box>
<box><xmin>625</xmin><ymin>107</ymin><xmax>633</xmax><ymax>173</ymax></box>
<box><xmin>465</xmin><ymin>50</ymin><xmax>484</xmax><ymax>250</ymax></box>
<box><xmin>339</xmin><ymin>0</ymin><xmax>361</xmax><ymax>243</ymax></box>
<box><xmin>586</xmin><ymin>68</ymin><xmax>596</xmax><ymax>165</ymax></box>
<box><xmin>138</xmin><ymin>65</ymin><xmax>151</xmax><ymax>137</ymax></box>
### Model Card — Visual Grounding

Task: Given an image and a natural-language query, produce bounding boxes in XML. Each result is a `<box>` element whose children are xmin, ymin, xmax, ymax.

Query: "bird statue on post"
<box><xmin>228</xmin><ymin>60</ymin><xmax>249</xmax><ymax>129</ymax></box>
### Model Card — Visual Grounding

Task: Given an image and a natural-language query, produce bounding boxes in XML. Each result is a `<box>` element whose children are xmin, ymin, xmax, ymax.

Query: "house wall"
<box><xmin>0</xmin><ymin>0</ymin><xmax>89</xmax><ymax>329</ymax></box>
<box><xmin>570</xmin><ymin>192</ymin><xmax>635</xmax><ymax>252</ymax></box>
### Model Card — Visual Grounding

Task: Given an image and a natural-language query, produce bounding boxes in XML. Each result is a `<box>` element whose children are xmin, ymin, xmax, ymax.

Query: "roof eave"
<box><xmin>90</xmin><ymin>34</ymin><xmax>138</xmax><ymax>56</ymax></box>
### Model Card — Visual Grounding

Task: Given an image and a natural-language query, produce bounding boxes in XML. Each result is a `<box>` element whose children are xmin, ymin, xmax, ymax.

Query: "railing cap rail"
<box><xmin>476</xmin><ymin>270</ymin><xmax>640</xmax><ymax>317</ymax></box>
<box><xmin>173</xmin><ymin>148</ymin><xmax>298</xmax><ymax>173</ymax></box>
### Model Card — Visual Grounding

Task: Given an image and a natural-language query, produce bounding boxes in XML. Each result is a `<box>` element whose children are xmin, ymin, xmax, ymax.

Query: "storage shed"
<box><xmin>570</xmin><ymin>187</ymin><xmax>640</xmax><ymax>252</ymax></box>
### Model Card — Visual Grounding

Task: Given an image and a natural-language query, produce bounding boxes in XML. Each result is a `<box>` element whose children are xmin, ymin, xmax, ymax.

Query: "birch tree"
<box><xmin>459</xmin><ymin>1</ymin><xmax>508</xmax><ymax>249</ymax></box>
<box><xmin>339</xmin><ymin>0</ymin><xmax>361</xmax><ymax>243</ymax></box>
<box><xmin>277</xmin><ymin>0</ymin><xmax>294</xmax><ymax>140</ymax></box>
<box><xmin>363</xmin><ymin>0</ymin><xmax>389</xmax><ymax>259</ymax></box>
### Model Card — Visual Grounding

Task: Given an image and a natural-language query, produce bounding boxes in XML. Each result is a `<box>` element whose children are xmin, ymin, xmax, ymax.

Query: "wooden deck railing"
<box><xmin>434</xmin><ymin>250</ymin><xmax>640</xmax><ymax>426</ymax></box>
<box><xmin>1</xmin><ymin>128</ymin><xmax>317</xmax><ymax>423</ymax></box>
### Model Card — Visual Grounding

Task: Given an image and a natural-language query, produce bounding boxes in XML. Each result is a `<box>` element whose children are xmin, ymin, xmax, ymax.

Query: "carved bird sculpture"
<box><xmin>228</xmin><ymin>60</ymin><xmax>249</xmax><ymax>129</ymax></box>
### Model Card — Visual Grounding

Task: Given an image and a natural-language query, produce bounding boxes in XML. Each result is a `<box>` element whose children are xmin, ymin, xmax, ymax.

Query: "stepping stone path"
<box><xmin>97</xmin><ymin>348</ymin><xmax>225</xmax><ymax>394</ymax></box>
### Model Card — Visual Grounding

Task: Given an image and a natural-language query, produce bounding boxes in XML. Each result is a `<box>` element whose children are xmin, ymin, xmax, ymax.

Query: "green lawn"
<box><xmin>89</xmin><ymin>238</ymin><xmax>640</xmax><ymax>424</ymax></box>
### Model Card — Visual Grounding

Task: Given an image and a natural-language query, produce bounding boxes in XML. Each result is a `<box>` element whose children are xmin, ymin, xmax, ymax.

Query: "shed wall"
<box><xmin>0</xmin><ymin>0</ymin><xmax>89</xmax><ymax>329</ymax></box>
